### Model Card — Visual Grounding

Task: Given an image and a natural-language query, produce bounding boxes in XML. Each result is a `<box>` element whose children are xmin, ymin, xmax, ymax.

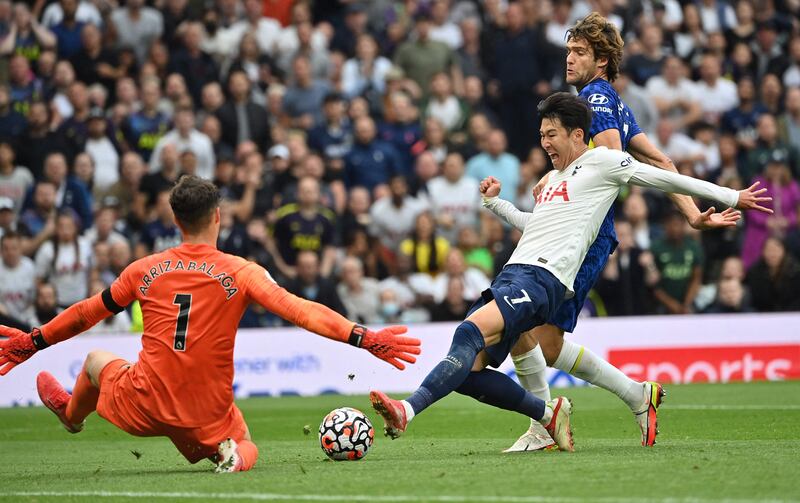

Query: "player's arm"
<box><xmin>243</xmin><ymin>264</ymin><xmax>420</xmax><ymax>370</ymax></box>
<box><xmin>0</xmin><ymin>289</ymin><xmax>123</xmax><ymax>375</ymax></box>
<box><xmin>479</xmin><ymin>176</ymin><xmax>532</xmax><ymax>231</ymax></box>
<box><xmin>626</xmin><ymin>161</ymin><xmax>773</xmax><ymax>214</ymax></box>
<box><xmin>627</xmin><ymin>133</ymin><xmax>739</xmax><ymax>229</ymax></box>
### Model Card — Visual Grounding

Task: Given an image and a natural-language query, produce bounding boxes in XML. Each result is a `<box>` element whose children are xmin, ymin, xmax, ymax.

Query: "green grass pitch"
<box><xmin>0</xmin><ymin>381</ymin><xmax>798</xmax><ymax>503</ymax></box>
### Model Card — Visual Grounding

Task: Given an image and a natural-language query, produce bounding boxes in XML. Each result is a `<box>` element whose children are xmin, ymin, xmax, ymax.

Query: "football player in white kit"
<box><xmin>369</xmin><ymin>93</ymin><xmax>771</xmax><ymax>451</ymax></box>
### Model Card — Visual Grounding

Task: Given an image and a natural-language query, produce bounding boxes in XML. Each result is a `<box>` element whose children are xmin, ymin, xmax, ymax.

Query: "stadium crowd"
<box><xmin>0</xmin><ymin>0</ymin><xmax>798</xmax><ymax>332</ymax></box>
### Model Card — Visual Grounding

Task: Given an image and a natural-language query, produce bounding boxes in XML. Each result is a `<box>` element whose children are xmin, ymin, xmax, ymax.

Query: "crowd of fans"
<box><xmin>0</xmin><ymin>0</ymin><xmax>798</xmax><ymax>332</ymax></box>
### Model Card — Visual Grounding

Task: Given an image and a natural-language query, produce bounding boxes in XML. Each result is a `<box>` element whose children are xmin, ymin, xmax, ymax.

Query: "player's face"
<box><xmin>539</xmin><ymin>118</ymin><xmax>574</xmax><ymax>170</ymax></box>
<box><xmin>566</xmin><ymin>38</ymin><xmax>604</xmax><ymax>88</ymax></box>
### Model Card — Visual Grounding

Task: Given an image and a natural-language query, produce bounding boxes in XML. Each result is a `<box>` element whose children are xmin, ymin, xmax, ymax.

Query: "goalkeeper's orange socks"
<box><xmin>237</xmin><ymin>440</ymin><xmax>259</xmax><ymax>471</ymax></box>
<box><xmin>65</xmin><ymin>368</ymin><xmax>99</xmax><ymax>425</ymax></box>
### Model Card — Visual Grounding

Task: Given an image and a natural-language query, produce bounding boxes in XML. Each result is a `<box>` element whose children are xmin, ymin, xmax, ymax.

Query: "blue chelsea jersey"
<box><xmin>579</xmin><ymin>78</ymin><xmax>643</xmax><ymax>242</ymax></box>
<box><xmin>580</xmin><ymin>79</ymin><xmax>642</xmax><ymax>151</ymax></box>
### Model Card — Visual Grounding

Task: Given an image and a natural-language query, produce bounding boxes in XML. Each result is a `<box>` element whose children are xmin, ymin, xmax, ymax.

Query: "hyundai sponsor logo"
<box><xmin>588</xmin><ymin>93</ymin><xmax>609</xmax><ymax>105</ymax></box>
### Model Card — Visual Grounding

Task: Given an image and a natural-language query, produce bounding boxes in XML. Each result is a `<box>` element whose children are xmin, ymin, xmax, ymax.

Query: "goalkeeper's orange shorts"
<box><xmin>96</xmin><ymin>359</ymin><xmax>249</xmax><ymax>463</ymax></box>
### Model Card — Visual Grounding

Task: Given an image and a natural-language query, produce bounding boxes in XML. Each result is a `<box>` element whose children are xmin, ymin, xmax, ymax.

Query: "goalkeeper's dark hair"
<box><xmin>169</xmin><ymin>175</ymin><xmax>220</xmax><ymax>234</ymax></box>
<box><xmin>537</xmin><ymin>92</ymin><xmax>592</xmax><ymax>145</ymax></box>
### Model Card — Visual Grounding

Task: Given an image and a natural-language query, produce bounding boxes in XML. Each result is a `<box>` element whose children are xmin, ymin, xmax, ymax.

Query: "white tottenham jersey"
<box><xmin>484</xmin><ymin>146</ymin><xmax>739</xmax><ymax>292</ymax></box>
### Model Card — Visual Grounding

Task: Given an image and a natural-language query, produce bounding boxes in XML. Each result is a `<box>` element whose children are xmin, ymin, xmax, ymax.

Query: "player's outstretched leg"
<box><xmin>37</xmin><ymin>372</ymin><xmax>85</xmax><ymax>433</ymax></box>
<box><xmin>455</xmin><ymin>368</ymin><xmax>574</xmax><ymax>452</ymax></box>
<box><xmin>370</xmin><ymin>319</ymin><xmax>488</xmax><ymax>438</ymax></box>
<box><xmin>506</xmin><ymin>341</ymin><xmax>556</xmax><ymax>452</ymax></box>
<box><xmin>215</xmin><ymin>438</ymin><xmax>259</xmax><ymax>473</ymax></box>
<box><xmin>550</xmin><ymin>336</ymin><xmax>665</xmax><ymax>446</ymax></box>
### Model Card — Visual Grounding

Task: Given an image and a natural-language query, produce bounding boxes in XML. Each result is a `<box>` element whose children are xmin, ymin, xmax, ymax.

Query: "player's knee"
<box><xmin>510</xmin><ymin>330</ymin><xmax>537</xmax><ymax>357</ymax></box>
<box><xmin>538</xmin><ymin>334</ymin><xmax>564</xmax><ymax>366</ymax></box>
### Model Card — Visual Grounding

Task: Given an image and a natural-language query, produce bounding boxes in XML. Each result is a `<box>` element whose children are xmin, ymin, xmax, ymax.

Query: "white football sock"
<box><xmin>553</xmin><ymin>339</ymin><xmax>643</xmax><ymax>411</ymax></box>
<box><xmin>512</xmin><ymin>345</ymin><xmax>551</xmax><ymax>402</ymax></box>
<box><xmin>401</xmin><ymin>400</ymin><xmax>415</xmax><ymax>423</ymax></box>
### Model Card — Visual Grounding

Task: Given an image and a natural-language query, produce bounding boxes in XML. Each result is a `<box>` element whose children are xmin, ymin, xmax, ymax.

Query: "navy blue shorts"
<box><xmin>466</xmin><ymin>264</ymin><xmax>566</xmax><ymax>368</ymax></box>
<box><xmin>547</xmin><ymin>235</ymin><xmax>615</xmax><ymax>333</ymax></box>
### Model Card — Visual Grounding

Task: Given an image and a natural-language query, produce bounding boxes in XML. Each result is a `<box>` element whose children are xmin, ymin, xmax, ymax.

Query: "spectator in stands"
<box><xmin>0</xmin><ymin>84</ymin><xmax>28</xmax><ymax>145</ymax></box>
<box><xmin>431</xmin><ymin>248</ymin><xmax>490</xmax><ymax>304</ymax></box>
<box><xmin>135</xmin><ymin>189</ymin><xmax>181</xmax><ymax>258</ymax></box>
<box><xmin>726</xmin><ymin>41</ymin><xmax>758</xmax><ymax>82</ymax></box>
<box><xmin>759</xmin><ymin>73</ymin><xmax>783</xmax><ymax>116</ymax></box>
<box><xmin>427</xmin><ymin>152</ymin><xmax>480</xmax><ymax>243</ymax></box>
<box><xmin>122</xmin><ymin>78</ymin><xmax>171</xmax><ymax>163</ymax></box>
<box><xmin>399</xmin><ymin>211</ymin><xmax>449</xmax><ymax>275</ymax></box>
<box><xmin>84</xmin><ymin>107</ymin><xmax>120</xmax><ymax>192</ymax></box>
<box><xmin>270</xmin><ymin>176</ymin><xmax>337</xmax><ymax>279</ymax></box>
<box><xmin>216</xmin><ymin>70</ymin><xmax>270</xmax><ymax>153</ymax></box>
<box><xmin>721</xmin><ymin>76</ymin><xmax>767</xmax><ymax>152</ymax></box>
<box><xmin>285</xmin><ymin>249</ymin><xmax>347</xmax><ymax>316</ymax></box>
<box><xmin>461</xmin><ymin>76</ymin><xmax>496</xmax><ymax>127</ymax></box>
<box><xmin>97</xmin><ymin>152</ymin><xmax>146</xmax><ymax>226</ymax></box>
<box><xmin>30</xmin><ymin>282</ymin><xmax>60</xmax><ymax>326</ymax></box>
<box><xmin>34</xmin><ymin>208</ymin><xmax>91</xmax><ymax>308</ymax></box>
<box><xmin>704</xmin><ymin>278</ymin><xmax>754</xmax><ymax>313</ymax></box>
<box><xmin>168</xmin><ymin>22</ymin><xmax>218</xmax><ymax>105</ymax></box>
<box><xmin>344</xmin><ymin>116</ymin><xmax>400</xmax><ymax>195</ymax></box>
<box><xmin>278</xmin><ymin>20</ymin><xmax>330</xmax><ymax>81</ymax></box>
<box><xmin>612</xmin><ymin>70</ymin><xmax>658</xmax><ymax>136</ymax></box>
<box><xmin>341</xmin><ymin>33</ymin><xmax>391</xmax><ymax>100</ymax></box>
<box><xmin>653</xmin><ymin>119</ymin><xmax>706</xmax><ymax>168</ymax></box>
<box><xmin>782</xmin><ymin>35</ymin><xmax>800</xmax><ymax>88</ymax></box>
<box><xmin>379</xmin><ymin>91</ymin><xmax>422</xmax><ymax>178</ymax></box>
<box><xmin>456</xmin><ymin>16</ymin><xmax>485</xmax><ymax>77</ymax></box>
<box><xmin>751</xmin><ymin>20</ymin><xmax>784</xmax><ymax>80</ymax></box>
<box><xmin>230</xmin><ymin>0</ymin><xmax>283</xmax><ymax>57</ymax></box>
<box><xmin>646</xmin><ymin>56</ymin><xmax>701</xmax><ymax>131</ymax></box>
<box><xmin>697</xmin><ymin>0</ymin><xmax>737</xmax><ymax>33</ymax></box>
<box><xmin>216</xmin><ymin>198</ymin><xmax>251</xmax><ymax>258</ymax></box>
<box><xmin>110</xmin><ymin>0</ymin><xmax>163</xmax><ymax>63</ymax></box>
<box><xmin>488</xmin><ymin>2</ymin><xmax>551</xmax><ymax>157</ymax></box>
<box><xmin>627</xmin><ymin>24</ymin><xmax>667</xmax><ymax>86</ymax></box>
<box><xmin>8</xmin><ymin>54</ymin><xmax>43</xmax><ymax>117</ymax></box>
<box><xmin>424</xmin><ymin>71</ymin><xmax>465</xmax><ymax>133</ymax></box>
<box><xmin>369</xmin><ymin>174</ymin><xmax>429</xmax><ymax>256</ymax></box>
<box><xmin>0</xmin><ymin>231</ymin><xmax>36</xmax><ymax>329</ymax></box>
<box><xmin>55</xmin><ymin>81</ymin><xmax>92</xmax><ymax>162</ymax></box>
<box><xmin>596</xmin><ymin>220</ymin><xmax>659</xmax><ymax>316</ymax></box>
<box><xmin>149</xmin><ymin>107</ymin><xmax>215</xmax><ymax>179</ymax></box>
<box><xmin>283</xmin><ymin>54</ymin><xmax>330</xmax><ymax>129</ymax></box>
<box><xmin>429</xmin><ymin>276</ymin><xmax>470</xmax><ymax>321</ymax></box>
<box><xmin>778</xmin><ymin>87</ymin><xmax>800</xmax><ymax>149</ymax></box>
<box><xmin>465</xmin><ymin>129</ymin><xmax>520</xmax><ymax>204</ymax></box>
<box><xmin>29</xmin><ymin>152</ymin><xmax>93</xmax><ymax>230</ymax></box>
<box><xmin>50</xmin><ymin>0</ymin><xmax>85</xmax><ymax>59</ymax></box>
<box><xmin>18</xmin><ymin>181</ymin><xmax>56</xmax><ymax>254</ymax></box>
<box><xmin>84</xmin><ymin>205</ymin><xmax>127</xmax><ymax>247</ymax></box>
<box><xmin>651</xmin><ymin>211</ymin><xmax>704</xmax><ymax>314</ymax></box>
<box><xmin>746</xmin><ymin>237</ymin><xmax>800</xmax><ymax>311</ymax></box>
<box><xmin>379</xmin><ymin>251</ymin><xmax>436</xmax><ymax>308</ymax></box>
<box><xmin>377</xmin><ymin>287</ymin><xmax>430</xmax><ymax>324</ymax></box>
<box><xmin>340</xmin><ymin>185</ymin><xmax>371</xmax><ymax>241</ymax></box>
<box><xmin>307</xmin><ymin>92</ymin><xmax>352</xmax><ymax>172</ymax></box>
<box><xmin>743</xmin><ymin>114</ymin><xmax>800</xmax><ymax>182</ymax></box>
<box><xmin>337</xmin><ymin>255</ymin><xmax>381</xmax><ymax>324</ymax></box>
<box><xmin>393</xmin><ymin>7</ymin><xmax>460</xmax><ymax>97</ymax></box>
<box><xmin>741</xmin><ymin>155</ymin><xmax>800</xmax><ymax>268</ymax></box>
<box><xmin>0</xmin><ymin>141</ymin><xmax>34</xmax><ymax>213</ymax></box>
<box><xmin>694</xmin><ymin>53</ymin><xmax>739</xmax><ymax>124</ymax></box>
<box><xmin>0</xmin><ymin>3</ymin><xmax>56</xmax><ymax>66</ymax></box>
<box><xmin>69</xmin><ymin>23</ymin><xmax>119</xmax><ymax>92</ymax></box>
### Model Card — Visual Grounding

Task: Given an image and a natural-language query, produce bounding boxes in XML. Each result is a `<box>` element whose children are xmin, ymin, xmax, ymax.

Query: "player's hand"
<box><xmin>688</xmin><ymin>207</ymin><xmax>741</xmax><ymax>230</ymax></box>
<box><xmin>0</xmin><ymin>326</ymin><xmax>40</xmax><ymax>376</ymax></box>
<box><xmin>479</xmin><ymin>176</ymin><xmax>502</xmax><ymax>198</ymax></box>
<box><xmin>359</xmin><ymin>325</ymin><xmax>421</xmax><ymax>370</ymax></box>
<box><xmin>736</xmin><ymin>181</ymin><xmax>773</xmax><ymax>214</ymax></box>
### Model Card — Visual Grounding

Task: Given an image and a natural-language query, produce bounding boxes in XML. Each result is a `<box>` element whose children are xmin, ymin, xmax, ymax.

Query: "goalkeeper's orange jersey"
<box><xmin>106</xmin><ymin>243</ymin><xmax>354</xmax><ymax>428</ymax></box>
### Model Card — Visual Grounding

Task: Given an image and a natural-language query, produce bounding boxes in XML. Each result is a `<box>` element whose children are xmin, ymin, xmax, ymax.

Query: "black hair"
<box><xmin>169</xmin><ymin>175</ymin><xmax>220</xmax><ymax>234</ymax></box>
<box><xmin>537</xmin><ymin>92</ymin><xmax>592</xmax><ymax>144</ymax></box>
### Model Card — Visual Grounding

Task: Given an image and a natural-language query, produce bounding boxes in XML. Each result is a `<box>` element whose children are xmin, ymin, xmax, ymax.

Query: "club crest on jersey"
<box><xmin>536</xmin><ymin>180</ymin><xmax>570</xmax><ymax>204</ymax></box>
<box><xmin>587</xmin><ymin>93</ymin><xmax>609</xmax><ymax>105</ymax></box>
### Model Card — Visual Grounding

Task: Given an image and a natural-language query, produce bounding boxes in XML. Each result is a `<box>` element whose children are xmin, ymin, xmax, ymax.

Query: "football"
<box><xmin>318</xmin><ymin>407</ymin><xmax>374</xmax><ymax>461</ymax></box>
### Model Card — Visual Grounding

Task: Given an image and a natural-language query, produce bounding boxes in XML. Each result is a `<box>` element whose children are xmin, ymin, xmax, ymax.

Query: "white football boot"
<box><xmin>503</xmin><ymin>420</ymin><xmax>556</xmax><ymax>452</ymax></box>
